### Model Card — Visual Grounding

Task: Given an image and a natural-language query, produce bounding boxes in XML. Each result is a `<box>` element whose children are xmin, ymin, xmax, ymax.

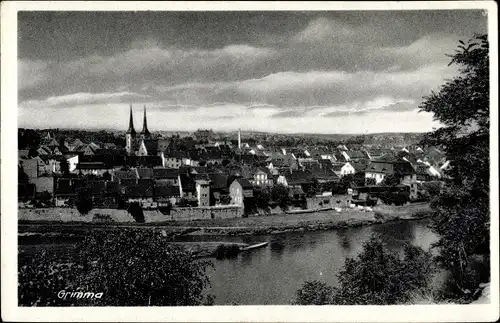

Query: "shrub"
<box><xmin>295</xmin><ymin>236</ymin><xmax>436</xmax><ymax>305</ymax></box>
<box><xmin>127</xmin><ymin>202</ymin><xmax>145</xmax><ymax>223</ymax></box>
<box><xmin>295</xmin><ymin>280</ymin><xmax>335</xmax><ymax>305</ymax></box>
<box><xmin>75</xmin><ymin>189</ymin><xmax>93</xmax><ymax>215</ymax></box>
<box><xmin>18</xmin><ymin>229</ymin><xmax>214</xmax><ymax>306</ymax></box>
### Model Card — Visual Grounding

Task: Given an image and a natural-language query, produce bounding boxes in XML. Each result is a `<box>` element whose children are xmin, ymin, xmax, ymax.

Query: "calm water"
<box><xmin>186</xmin><ymin>218</ymin><xmax>439</xmax><ymax>305</ymax></box>
<box><xmin>19</xmin><ymin>218</ymin><xmax>439</xmax><ymax>305</ymax></box>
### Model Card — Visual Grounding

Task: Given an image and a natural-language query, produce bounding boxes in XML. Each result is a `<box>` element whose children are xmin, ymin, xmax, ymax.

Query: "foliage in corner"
<box><xmin>419</xmin><ymin>34</ymin><xmax>490</xmax><ymax>298</ymax></box>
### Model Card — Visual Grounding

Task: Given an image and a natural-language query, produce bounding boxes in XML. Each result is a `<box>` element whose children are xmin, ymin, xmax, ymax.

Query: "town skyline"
<box><xmin>18</xmin><ymin>10</ymin><xmax>487</xmax><ymax>133</ymax></box>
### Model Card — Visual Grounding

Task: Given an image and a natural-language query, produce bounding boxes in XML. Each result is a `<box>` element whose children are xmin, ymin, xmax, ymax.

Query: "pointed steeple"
<box><xmin>141</xmin><ymin>105</ymin><xmax>150</xmax><ymax>136</ymax></box>
<box><xmin>127</xmin><ymin>104</ymin><xmax>136</xmax><ymax>135</ymax></box>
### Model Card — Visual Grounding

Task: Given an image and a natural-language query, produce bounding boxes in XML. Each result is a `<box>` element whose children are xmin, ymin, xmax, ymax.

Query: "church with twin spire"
<box><xmin>125</xmin><ymin>105</ymin><xmax>157</xmax><ymax>156</ymax></box>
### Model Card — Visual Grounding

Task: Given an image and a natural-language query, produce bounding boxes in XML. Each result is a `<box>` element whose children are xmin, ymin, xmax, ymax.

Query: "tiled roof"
<box><xmin>311</xmin><ymin>167</ymin><xmax>340</xmax><ymax>181</ymax></box>
<box><xmin>77</xmin><ymin>162</ymin><xmax>107</xmax><ymax>170</ymax></box>
<box><xmin>285</xmin><ymin>170</ymin><xmax>314</xmax><ymax>185</ymax></box>
<box><xmin>112</xmin><ymin>169</ymin><xmax>137</xmax><ymax>180</ymax></box>
<box><xmin>154</xmin><ymin>184</ymin><xmax>180</xmax><ymax>198</ymax></box>
<box><xmin>366</xmin><ymin>160</ymin><xmax>414</xmax><ymax>176</ymax></box>
<box><xmin>125</xmin><ymin>179</ymin><xmax>154</xmax><ymax>197</ymax></box>
<box><xmin>209</xmin><ymin>173</ymin><xmax>229</xmax><ymax>190</ymax></box>
<box><xmin>179</xmin><ymin>173</ymin><xmax>196</xmax><ymax>192</ymax></box>
<box><xmin>153</xmin><ymin>168</ymin><xmax>179</xmax><ymax>179</ymax></box>
<box><xmin>347</xmin><ymin>150</ymin><xmax>366</xmax><ymax>159</ymax></box>
<box><xmin>235</xmin><ymin>178</ymin><xmax>253</xmax><ymax>190</ymax></box>
<box><xmin>142</xmin><ymin>139</ymin><xmax>158</xmax><ymax>155</ymax></box>
<box><xmin>136</xmin><ymin>167</ymin><xmax>154</xmax><ymax>179</ymax></box>
<box><xmin>351</xmin><ymin>160</ymin><xmax>369</xmax><ymax>172</ymax></box>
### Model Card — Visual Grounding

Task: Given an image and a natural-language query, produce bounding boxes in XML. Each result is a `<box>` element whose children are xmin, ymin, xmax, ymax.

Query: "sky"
<box><xmin>18</xmin><ymin>10</ymin><xmax>487</xmax><ymax>134</ymax></box>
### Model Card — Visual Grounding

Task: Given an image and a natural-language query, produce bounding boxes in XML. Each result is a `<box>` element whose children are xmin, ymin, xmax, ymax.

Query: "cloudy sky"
<box><xmin>18</xmin><ymin>10</ymin><xmax>487</xmax><ymax>133</ymax></box>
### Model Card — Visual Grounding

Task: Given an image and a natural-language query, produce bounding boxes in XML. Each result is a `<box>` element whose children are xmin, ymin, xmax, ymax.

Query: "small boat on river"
<box><xmin>240</xmin><ymin>242</ymin><xmax>269</xmax><ymax>251</ymax></box>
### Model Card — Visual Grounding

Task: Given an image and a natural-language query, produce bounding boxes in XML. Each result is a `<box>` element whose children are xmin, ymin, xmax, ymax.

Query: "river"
<box><xmin>178</xmin><ymin>218</ymin><xmax>439</xmax><ymax>305</ymax></box>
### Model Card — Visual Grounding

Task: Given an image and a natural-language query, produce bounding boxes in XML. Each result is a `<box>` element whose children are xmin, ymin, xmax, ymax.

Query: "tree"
<box><xmin>60</xmin><ymin>158</ymin><xmax>70</xmax><ymax>175</ymax></box>
<box><xmin>75</xmin><ymin>188</ymin><xmax>93</xmax><ymax>215</ymax></box>
<box><xmin>102</xmin><ymin>171</ymin><xmax>112</xmax><ymax>181</ymax></box>
<box><xmin>418</xmin><ymin>34</ymin><xmax>490</xmax><ymax>298</ymax></box>
<box><xmin>380</xmin><ymin>174</ymin><xmax>401</xmax><ymax>186</ymax></box>
<box><xmin>127</xmin><ymin>201</ymin><xmax>145</xmax><ymax>223</ymax></box>
<box><xmin>295</xmin><ymin>236</ymin><xmax>435</xmax><ymax>305</ymax></box>
<box><xmin>365</xmin><ymin>178</ymin><xmax>377</xmax><ymax>186</ymax></box>
<box><xmin>270</xmin><ymin>184</ymin><xmax>290</xmax><ymax>210</ymax></box>
<box><xmin>295</xmin><ymin>281</ymin><xmax>335</xmax><ymax>305</ymax></box>
<box><xmin>18</xmin><ymin>164</ymin><xmax>29</xmax><ymax>183</ymax></box>
<box><xmin>19</xmin><ymin>229</ymin><xmax>214</xmax><ymax>306</ymax></box>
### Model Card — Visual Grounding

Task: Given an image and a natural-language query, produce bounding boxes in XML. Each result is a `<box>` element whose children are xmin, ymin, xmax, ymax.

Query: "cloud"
<box><xmin>20</xmin><ymin>92</ymin><xmax>150</xmax><ymax>109</ymax></box>
<box><xmin>270</xmin><ymin>110</ymin><xmax>307</xmax><ymax>118</ymax></box>
<box><xmin>322</xmin><ymin>110</ymin><xmax>370</xmax><ymax>118</ymax></box>
<box><xmin>292</xmin><ymin>17</ymin><xmax>358</xmax><ymax>44</ymax></box>
<box><xmin>378</xmin><ymin>100</ymin><xmax>417</xmax><ymax>112</ymax></box>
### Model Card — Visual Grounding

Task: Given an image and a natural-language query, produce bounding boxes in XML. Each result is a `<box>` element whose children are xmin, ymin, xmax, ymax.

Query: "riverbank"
<box><xmin>19</xmin><ymin>202</ymin><xmax>432</xmax><ymax>238</ymax></box>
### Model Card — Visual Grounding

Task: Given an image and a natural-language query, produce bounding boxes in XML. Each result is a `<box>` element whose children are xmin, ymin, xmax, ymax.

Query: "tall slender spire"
<box><xmin>127</xmin><ymin>104</ymin><xmax>136</xmax><ymax>135</ymax></box>
<box><xmin>141</xmin><ymin>105</ymin><xmax>150</xmax><ymax>136</ymax></box>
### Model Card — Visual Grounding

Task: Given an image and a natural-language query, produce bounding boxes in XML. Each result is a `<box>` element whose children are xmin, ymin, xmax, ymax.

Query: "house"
<box><xmin>351</xmin><ymin>160</ymin><xmax>369</xmax><ymax>175</ymax></box>
<box><xmin>208</xmin><ymin>173</ymin><xmax>231</xmax><ymax>201</ymax></box>
<box><xmin>111</xmin><ymin>169</ymin><xmax>137</xmax><ymax>184</ymax></box>
<box><xmin>266</xmin><ymin>152</ymin><xmax>297</xmax><ymax>170</ymax></box>
<box><xmin>179</xmin><ymin>173</ymin><xmax>196</xmax><ymax>199</ymax></box>
<box><xmin>154</xmin><ymin>184</ymin><xmax>181</xmax><ymax>207</ymax></box>
<box><xmin>103</xmin><ymin>142</ymin><xmax>117</xmax><ymax>150</ymax></box>
<box><xmin>122</xmin><ymin>179</ymin><xmax>155</xmax><ymax>207</ymax></box>
<box><xmin>297</xmin><ymin>158</ymin><xmax>320</xmax><ymax>170</ymax></box>
<box><xmin>37</xmin><ymin>146</ymin><xmax>51</xmax><ymax>156</ymax></box>
<box><xmin>53</xmin><ymin>178</ymin><xmax>85</xmax><ymax>207</ymax></box>
<box><xmin>346</xmin><ymin>150</ymin><xmax>368</xmax><ymax>161</ymax></box>
<box><xmin>76</xmin><ymin>162</ymin><xmax>110</xmax><ymax>176</ymax></box>
<box><xmin>160</xmin><ymin>150</ymin><xmax>188</xmax><ymax>169</ymax></box>
<box><xmin>195</xmin><ymin>179</ymin><xmax>211</xmax><ymax>207</ymax></box>
<box><xmin>66</xmin><ymin>154</ymin><xmax>79</xmax><ymax>173</ymax></box>
<box><xmin>289</xmin><ymin>149</ymin><xmax>308</xmax><ymax>159</ymax></box>
<box><xmin>310</xmin><ymin>167</ymin><xmax>340</xmax><ymax>185</ymax></box>
<box><xmin>20</xmin><ymin>159</ymin><xmax>39</xmax><ymax>179</ymax></box>
<box><xmin>229</xmin><ymin>178</ymin><xmax>254</xmax><ymax>206</ymax></box>
<box><xmin>250</xmin><ymin>168</ymin><xmax>273</xmax><ymax>187</ymax></box>
<box><xmin>288</xmin><ymin>186</ymin><xmax>306</xmax><ymax>200</ymax></box>
<box><xmin>152</xmin><ymin>168</ymin><xmax>180</xmax><ymax>186</ymax></box>
<box><xmin>82</xmin><ymin>145</ymin><xmax>97</xmax><ymax>156</ymax></box>
<box><xmin>364</xmin><ymin>159</ymin><xmax>415</xmax><ymax>184</ymax></box>
<box><xmin>331</xmin><ymin>162</ymin><xmax>356</xmax><ymax>178</ymax></box>
<box><xmin>277</xmin><ymin>170</ymin><xmax>314</xmax><ymax>189</ymax></box>
<box><xmin>18</xmin><ymin>149</ymin><xmax>30</xmax><ymax>160</ymax></box>
<box><xmin>414</xmin><ymin>163</ymin><xmax>442</xmax><ymax>182</ymax></box>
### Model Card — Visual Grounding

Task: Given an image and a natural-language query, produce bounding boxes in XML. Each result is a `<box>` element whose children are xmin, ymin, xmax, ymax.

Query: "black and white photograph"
<box><xmin>1</xmin><ymin>1</ymin><xmax>498</xmax><ymax>322</ymax></box>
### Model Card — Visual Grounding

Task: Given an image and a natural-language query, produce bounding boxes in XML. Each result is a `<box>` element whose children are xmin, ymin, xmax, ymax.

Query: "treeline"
<box><xmin>18</xmin><ymin>128</ymin><xmax>126</xmax><ymax>149</ymax></box>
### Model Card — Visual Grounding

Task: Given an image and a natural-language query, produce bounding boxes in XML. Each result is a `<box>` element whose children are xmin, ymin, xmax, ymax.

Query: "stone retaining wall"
<box><xmin>19</xmin><ymin>205</ymin><xmax>244</xmax><ymax>223</ymax></box>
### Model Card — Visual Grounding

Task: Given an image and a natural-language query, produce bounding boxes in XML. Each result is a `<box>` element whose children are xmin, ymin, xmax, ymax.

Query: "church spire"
<box><xmin>141</xmin><ymin>105</ymin><xmax>150</xmax><ymax>136</ymax></box>
<box><xmin>127</xmin><ymin>104</ymin><xmax>136</xmax><ymax>135</ymax></box>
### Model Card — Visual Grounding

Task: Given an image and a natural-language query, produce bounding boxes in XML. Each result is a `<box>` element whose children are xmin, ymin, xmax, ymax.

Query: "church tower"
<box><xmin>140</xmin><ymin>105</ymin><xmax>151</xmax><ymax>141</ymax></box>
<box><xmin>125</xmin><ymin>104</ymin><xmax>137</xmax><ymax>155</ymax></box>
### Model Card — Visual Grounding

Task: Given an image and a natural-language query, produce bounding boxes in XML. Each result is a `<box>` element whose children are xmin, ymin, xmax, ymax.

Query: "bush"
<box><xmin>295</xmin><ymin>280</ymin><xmax>335</xmax><ymax>305</ymax></box>
<box><xmin>76</xmin><ymin>189</ymin><xmax>93</xmax><ymax>215</ymax></box>
<box><xmin>295</xmin><ymin>236</ymin><xmax>436</xmax><ymax>305</ymax></box>
<box><xmin>127</xmin><ymin>202</ymin><xmax>145</xmax><ymax>223</ymax></box>
<box><xmin>380</xmin><ymin>191</ymin><xmax>410</xmax><ymax>206</ymax></box>
<box><xmin>18</xmin><ymin>229</ymin><xmax>214</xmax><ymax>306</ymax></box>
